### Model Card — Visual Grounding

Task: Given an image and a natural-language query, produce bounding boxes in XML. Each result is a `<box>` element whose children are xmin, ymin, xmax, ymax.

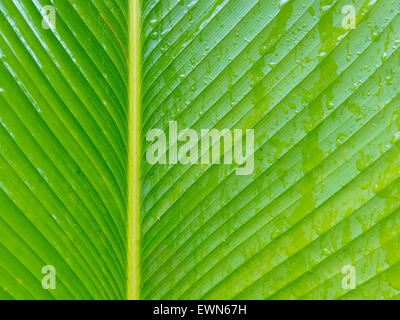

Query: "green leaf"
<box><xmin>0</xmin><ymin>0</ymin><xmax>399</xmax><ymax>300</ymax></box>
<box><xmin>138</xmin><ymin>0</ymin><xmax>400</xmax><ymax>300</ymax></box>
<box><xmin>0</xmin><ymin>0</ymin><xmax>129</xmax><ymax>299</ymax></box>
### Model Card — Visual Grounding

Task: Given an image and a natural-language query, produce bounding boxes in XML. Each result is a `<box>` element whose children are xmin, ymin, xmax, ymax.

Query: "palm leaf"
<box><xmin>138</xmin><ymin>0</ymin><xmax>400</xmax><ymax>300</ymax></box>
<box><xmin>0</xmin><ymin>0</ymin><xmax>399</xmax><ymax>300</ymax></box>
<box><xmin>0</xmin><ymin>0</ymin><xmax>129</xmax><ymax>299</ymax></box>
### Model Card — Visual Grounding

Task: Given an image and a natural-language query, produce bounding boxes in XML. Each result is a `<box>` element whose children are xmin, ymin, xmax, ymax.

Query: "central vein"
<box><xmin>127</xmin><ymin>0</ymin><xmax>142</xmax><ymax>300</ymax></box>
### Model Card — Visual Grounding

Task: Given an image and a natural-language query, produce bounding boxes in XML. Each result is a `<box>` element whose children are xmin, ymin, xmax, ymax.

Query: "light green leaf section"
<box><xmin>1</xmin><ymin>0</ymin><xmax>400</xmax><ymax>300</ymax></box>
<box><xmin>139</xmin><ymin>0</ymin><xmax>400</xmax><ymax>299</ymax></box>
<box><xmin>0</xmin><ymin>0</ymin><xmax>130</xmax><ymax>299</ymax></box>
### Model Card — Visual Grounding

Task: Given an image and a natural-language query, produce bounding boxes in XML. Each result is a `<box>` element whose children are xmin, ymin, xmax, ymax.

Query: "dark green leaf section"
<box><xmin>0</xmin><ymin>0</ymin><xmax>129</xmax><ymax>299</ymax></box>
<box><xmin>139</xmin><ymin>0</ymin><xmax>400</xmax><ymax>299</ymax></box>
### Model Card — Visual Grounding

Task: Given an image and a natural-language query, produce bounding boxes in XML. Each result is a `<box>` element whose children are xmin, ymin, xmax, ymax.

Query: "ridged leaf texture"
<box><xmin>0</xmin><ymin>0</ymin><xmax>129</xmax><ymax>299</ymax></box>
<box><xmin>0</xmin><ymin>0</ymin><xmax>400</xmax><ymax>300</ymax></box>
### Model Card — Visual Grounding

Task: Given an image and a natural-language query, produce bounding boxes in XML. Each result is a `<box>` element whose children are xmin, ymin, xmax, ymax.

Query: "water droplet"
<box><xmin>150</xmin><ymin>31</ymin><xmax>159</xmax><ymax>40</ymax></box>
<box><xmin>149</xmin><ymin>19</ymin><xmax>158</xmax><ymax>27</ymax></box>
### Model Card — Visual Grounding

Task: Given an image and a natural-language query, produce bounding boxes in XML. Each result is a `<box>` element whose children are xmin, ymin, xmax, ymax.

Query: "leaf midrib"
<box><xmin>127</xmin><ymin>0</ymin><xmax>142</xmax><ymax>300</ymax></box>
